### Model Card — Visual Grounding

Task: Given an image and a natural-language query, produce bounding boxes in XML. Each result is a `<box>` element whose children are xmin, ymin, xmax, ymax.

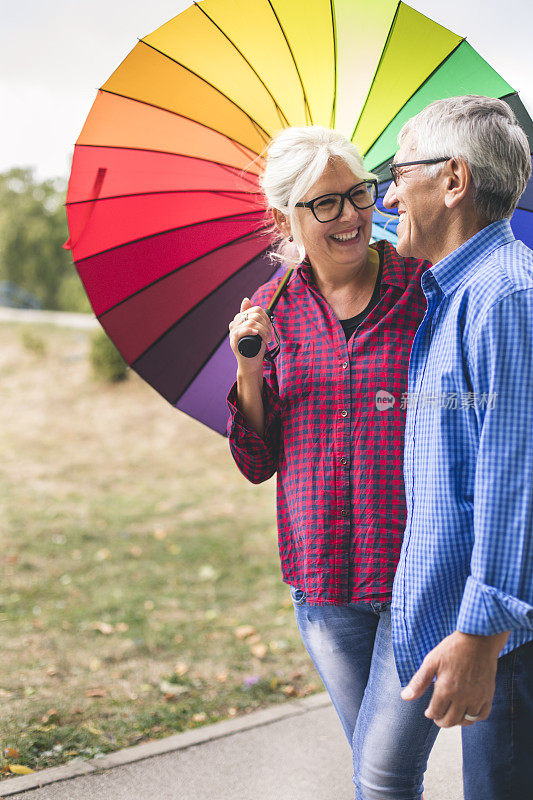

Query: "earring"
<box><xmin>288</xmin><ymin>236</ymin><xmax>294</xmax><ymax>242</ymax></box>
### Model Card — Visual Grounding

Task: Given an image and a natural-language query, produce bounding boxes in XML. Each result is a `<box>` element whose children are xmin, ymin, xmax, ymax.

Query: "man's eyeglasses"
<box><xmin>389</xmin><ymin>157</ymin><xmax>451</xmax><ymax>186</ymax></box>
<box><xmin>295</xmin><ymin>179</ymin><xmax>378</xmax><ymax>223</ymax></box>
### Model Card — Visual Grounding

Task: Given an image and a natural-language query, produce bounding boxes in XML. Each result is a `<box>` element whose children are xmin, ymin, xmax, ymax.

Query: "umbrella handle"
<box><xmin>237</xmin><ymin>333</ymin><xmax>263</xmax><ymax>358</ymax></box>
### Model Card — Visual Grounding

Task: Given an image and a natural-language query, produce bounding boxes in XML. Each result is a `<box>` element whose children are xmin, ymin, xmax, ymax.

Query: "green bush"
<box><xmin>90</xmin><ymin>330</ymin><xmax>128</xmax><ymax>383</ymax></box>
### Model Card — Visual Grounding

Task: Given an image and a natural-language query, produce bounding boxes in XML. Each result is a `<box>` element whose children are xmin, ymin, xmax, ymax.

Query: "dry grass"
<box><xmin>0</xmin><ymin>322</ymin><xmax>319</xmax><ymax>778</ymax></box>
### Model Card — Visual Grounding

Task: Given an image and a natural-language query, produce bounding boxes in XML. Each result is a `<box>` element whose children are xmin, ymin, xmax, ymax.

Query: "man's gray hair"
<box><xmin>399</xmin><ymin>95</ymin><xmax>531</xmax><ymax>223</ymax></box>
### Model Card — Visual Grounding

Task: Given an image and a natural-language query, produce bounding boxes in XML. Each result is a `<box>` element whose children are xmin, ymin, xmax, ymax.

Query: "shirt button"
<box><xmin>341</xmin><ymin>410</ymin><xmax>348</xmax><ymax>417</ymax></box>
<box><xmin>340</xmin><ymin>457</ymin><xmax>348</xmax><ymax>466</ymax></box>
<box><xmin>341</xmin><ymin>508</ymin><xmax>348</xmax><ymax>516</ymax></box>
<box><xmin>342</xmin><ymin>361</ymin><xmax>348</xmax><ymax>370</ymax></box>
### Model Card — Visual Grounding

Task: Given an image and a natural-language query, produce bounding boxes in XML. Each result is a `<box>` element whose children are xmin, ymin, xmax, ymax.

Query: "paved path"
<box><xmin>0</xmin><ymin>308</ymin><xmax>98</xmax><ymax>330</ymax></box>
<box><xmin>2</xmin><ymin>694</ymin><xmax>463</xmax><ymax>800</ymax></box>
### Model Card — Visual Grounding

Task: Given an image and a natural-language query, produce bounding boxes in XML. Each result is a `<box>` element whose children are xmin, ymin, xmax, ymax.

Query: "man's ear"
<box><xmin>272</xmin><ymin>208</ymin><xmax>292</xmax><ymax>239</ymax></box>
<box><xmin>444</xmin><ymin>158</ymin><xmax>472</xmax><ymax>210</ymax></box>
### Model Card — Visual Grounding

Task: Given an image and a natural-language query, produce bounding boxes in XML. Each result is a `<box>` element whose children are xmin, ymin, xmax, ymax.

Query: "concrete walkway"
<box><xmin>1</xmin><ymin>694</ymin><xmax>463</xmax><ymax>800</ymax></box>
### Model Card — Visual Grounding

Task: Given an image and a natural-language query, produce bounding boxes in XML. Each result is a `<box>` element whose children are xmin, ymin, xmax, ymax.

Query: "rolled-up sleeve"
<box><xmin>226</xmin><ymin>359</ymin><xmax>283</xmax><ymax>484</ymax></box>
<box><xmin>456</xmin><ymin>289</ymin><xmax>533</xmax><ymax>635</ymax></box>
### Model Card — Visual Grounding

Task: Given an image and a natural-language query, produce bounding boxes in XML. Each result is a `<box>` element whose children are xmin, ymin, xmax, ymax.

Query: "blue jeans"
<box><xmin>461</xmin><ymin>639</ymin><xmax>533</xmax><ymax>800</ymax></box>
<box><xmin>291</xmin><ymin>588</ymin><xmax>439</xmax><ymax>800</ymax></box>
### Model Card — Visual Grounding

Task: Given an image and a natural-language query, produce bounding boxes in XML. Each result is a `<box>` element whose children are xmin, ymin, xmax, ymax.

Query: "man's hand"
<box><xmin>401</xmin><ymin>630</ymin><xmax>510</xmax><ymax>728</ymax></box>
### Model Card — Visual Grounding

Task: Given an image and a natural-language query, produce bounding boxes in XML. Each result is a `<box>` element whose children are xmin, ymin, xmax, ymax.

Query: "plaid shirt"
<box><xmin>227</xmin><ymin>240</ymin><xmax>428</xmax><ymax>604</ymax></box>
<box><xmin>392</xmin><ymin>220</ymin><xmax>533</xmax><ymax>684</ymax></box>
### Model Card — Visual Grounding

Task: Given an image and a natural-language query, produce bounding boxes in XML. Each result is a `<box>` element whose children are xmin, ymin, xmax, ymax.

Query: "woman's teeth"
<box><xmin>399</xmin><ymin>213</ymin><xmax>407</xmax><ymax>224</ymax></box>
<box><xmin>332</xmin><ymin>228</ymin><xmax>359</xmax><ymax>242</ymax></box>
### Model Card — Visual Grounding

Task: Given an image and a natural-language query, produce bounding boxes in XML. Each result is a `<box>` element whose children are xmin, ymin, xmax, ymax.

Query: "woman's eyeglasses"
<box><xmin>295</xmin><ymin>179</ymin><xmax>378</xmax><ymax>223</ymax></box>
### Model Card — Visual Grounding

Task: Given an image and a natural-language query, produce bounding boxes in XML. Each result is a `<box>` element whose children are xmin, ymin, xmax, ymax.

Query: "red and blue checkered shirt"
<box><xmin>227</xmin><ymin>240</ymin><xmax>428</xmax><ymax>604</ymax></box>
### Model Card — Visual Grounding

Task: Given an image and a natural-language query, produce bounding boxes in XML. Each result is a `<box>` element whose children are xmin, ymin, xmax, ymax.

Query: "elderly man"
<box><xmin>383</xmin><ymin>95</ymin><xmax>533</xmax><ymax>800</ymax></box>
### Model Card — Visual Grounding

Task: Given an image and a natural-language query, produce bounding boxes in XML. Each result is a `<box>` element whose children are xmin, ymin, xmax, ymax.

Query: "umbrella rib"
<box><xmin>361</xmin><ymin>39</ymin><xmax>465</xmax><ymax>158</ymax></box>
<box><xmin>192</xmin><ymin>1</ymin><xmax>291</xmax><ymax>129</ymax></box>
<box><xmin>72</xmin><ymin>144</ymin><xmax>261</xmax><ymax>190</ymax></box>
<box><xmin>349</xmin><ymin>0</ymin><xmax>402</xmax><ymax>143</ymax></box>
<box><xmin>329</xmin><ymin>0</ymin><xmax>338</xmax><ymax>129</ymax></box>
<box><xmin>76</xmin><ymin>210</ymin><xmax>269</xmax><ymax>265</ymax></box>
<box><xmin>98</xmin><ymin>224</ymin><xmax>273</xmax><ymax>318</ymax></box>
<box><xmin>170</xmin><ymin>258</ymin><xmax>283</xmax><ymax>408</ymax></box>
<box><xmin>66</xmin><ymin>188</ymin><xmax>262</xmax><ymax>208</ymax></box>
<box><xmin>97</xmin><ymin>88</ymin><xmax>267</xmax><ymax>161</ymax></box>
<box><xmin>137</xmin><ymin>39</ymin><xmax>271</xmax><ymax>147</ymax></box>
<box><xmin>265</xmin><ymin>0</ymin><xmax>313</xmax><ymax>125</ymax></box>
<box><xmin>128</xmin><ymin>249</ymin><xmax>280</xmax><ymax>401</ymax></box>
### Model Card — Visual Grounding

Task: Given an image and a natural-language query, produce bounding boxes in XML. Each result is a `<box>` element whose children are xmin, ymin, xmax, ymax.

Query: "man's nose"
<box><xmin>383</xmin><ymin>182</ymin><xmax>397</xmax><ymax>210</ymax></box>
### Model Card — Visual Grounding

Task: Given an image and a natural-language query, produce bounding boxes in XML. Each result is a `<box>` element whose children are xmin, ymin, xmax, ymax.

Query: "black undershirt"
<box><xmin>339</xmin><ymin>256</ymin><xmax>383</xmax><ymax>341</ymax></box>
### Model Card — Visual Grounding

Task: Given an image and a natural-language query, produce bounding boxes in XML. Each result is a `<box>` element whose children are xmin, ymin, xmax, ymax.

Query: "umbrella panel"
<box><xmin>99</xmin><ymin>233</ymin><xmax>271</xmax><ymax>363</ymax></box>
<box><xmin>76</xmin><ymin>212</ymin><xmax>268</xmax><ymax>316</ymax></box>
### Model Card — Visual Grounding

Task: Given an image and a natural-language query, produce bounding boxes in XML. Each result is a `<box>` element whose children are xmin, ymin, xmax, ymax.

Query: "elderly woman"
<box><xmin>227</xmin><ymin>126</ymin><xmax>437</xmax><ymax>800</ymax></box>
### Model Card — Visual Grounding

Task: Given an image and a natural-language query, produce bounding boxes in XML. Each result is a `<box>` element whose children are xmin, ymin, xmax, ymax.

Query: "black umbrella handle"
<box><xmin>237</xmin><ymin>333</ymin><xmax>263</xmax><ymax>358</ymax></box>
<box><xmin>237</xmin><ymin>309</ymin><xmax>274</xmax><ymax>358</ymax></box>
<box><xmin>237</xmin><ymin>269</ymin><xmax>293</xmax><ymax>359</ymax></box>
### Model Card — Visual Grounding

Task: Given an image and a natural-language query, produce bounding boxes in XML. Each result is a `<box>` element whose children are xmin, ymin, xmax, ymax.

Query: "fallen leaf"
<box><xmin>8</xmin><ymin>765</ymin><xmax>35</xmax><ymax>775</ymax></box>
<box><xmin>46</xmin><ymin>666</ymin><xmax>58</xmax><ymax>677</ymax></box>
<box><xmin>41</xmin><ymin>709</ymin><xmax>60</xmax><ymax>725</ymax></box>
<box><xmin>198</xmin><ymin>564</ymin><xmax>219</xmax><ymax>581</ymax></box>
<box><xmin>85</xmin><ymin>688</ymin><xmax>108</xmax><ymax>698</ymax></box>
<box><xmin>174</xmin><ymin>662</ymin><xmax>188</xmax><ymax>677</ymax></box>
<box><xmin>1</xmin><ymin>764</ymin><xmax>11</xmax><ymax>774</ymax></box>
<box><xmin>291</xmin><ymin>670</ymin><xmax>305</xmax><ymax>680</ymax></box>
<box><xmin>115</xmin><ymin>622</ymin><xmax>129</xmax><ymax>633</ymax></box>
<box><xmin>282</xmin><ymin>685</ymin><xmax>297</xmax><ymax>696</ymax></box>
<box><xmin>95</xmin><ymin>548</ymin><xmax>111</xmax><ymax>561</ymax></box>
<box><xmin>83</xmin><ymin>722</ymin><xmax>103</xmax><ymax>735</ymax></box>
<box><xmin>215</xmin><ymin>671</ymin><xmax>228</xmax><ymax>683</ymax></box>
<box><xmin>159</xmin><ymin>680</ymin><xmax>188</xmax><ymax>698</ymax></box>
<box><xmin>90</xmin><ymin>621</ymin><xmax>114</xmax><ymax>635</ymax></box>
<box><xmin>129</xmin><ymin>546</ymin><xmax>143</xmax><ymax>557</ymax></box>
<box><xmin>152</xmin><ymin>526</ymin><xmax>168</xmax><ymax>540</ymax></box>
<box><xmin>192</xmin><ymin>712</ymin><xmax>207</xmax><ymax>723</ymax></box>
<box><xmin>234</xmin><ymin>625</ymin><xmax>257</xmax><ymax>640</ymax></box>
<box><xmin>89</xmin><ymin>657</ymin><xmax>102</xmax><ymax>672</ymax></box>
<box><xmin>247</xmin><ymin>634</ymin><xmax>262</xmax><ymax>645</ymax></box>
<box><xmin>251</xmin><ymin>643</ymin><xmax>268</xmax><ymax>659</ymax></box>
<box><xmin>3</xmin><ymin>748</ymin><xmax>20</xmax><ymax>758</ymax></box>
<box><xmin>227</xmin><ymin>707</ymin><xmax>237</xmax><ymax>717</ymax></box>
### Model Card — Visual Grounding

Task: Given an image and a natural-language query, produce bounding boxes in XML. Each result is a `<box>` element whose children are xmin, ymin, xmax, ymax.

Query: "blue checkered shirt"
<box><xmin>392</xmin><ymin>220</ymin><xmax>533</xmax><ymax>685</ymax></box>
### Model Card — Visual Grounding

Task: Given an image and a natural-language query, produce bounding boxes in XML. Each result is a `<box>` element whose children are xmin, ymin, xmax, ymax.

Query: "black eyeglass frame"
<box><xmin>295</xmin><ymin>179</ymin><xmax>378</xmax><ymax>223</ymax></box>
<box><xmin>389</xmin><ymin>157</ymin><xmax>451</xmax><ymax>186</ymax></box>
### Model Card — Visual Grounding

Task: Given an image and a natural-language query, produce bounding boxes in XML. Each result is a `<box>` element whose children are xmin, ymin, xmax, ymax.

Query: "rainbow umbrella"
<box><xmin>65</xmin><ymin>0</ymin><xmax>533</xmax><ymax>434</ymax></box>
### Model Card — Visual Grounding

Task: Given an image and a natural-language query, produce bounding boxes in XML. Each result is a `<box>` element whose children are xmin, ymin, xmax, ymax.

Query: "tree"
<box><xmin>0</xmin><ymin>168</ymin><xmax>89</xmax><ymax>311</ymax></box>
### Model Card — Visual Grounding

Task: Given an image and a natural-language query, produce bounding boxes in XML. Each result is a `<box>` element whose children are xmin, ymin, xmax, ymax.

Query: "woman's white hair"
<box><xmin>260</xmin><ymin>126</ymin><xmax>376</xmax><ymax>267</ymax></box>
<box><xmin>399</xmin><ymin>95</ymin><xmax>531</xmax><ymax>223</ymax></box>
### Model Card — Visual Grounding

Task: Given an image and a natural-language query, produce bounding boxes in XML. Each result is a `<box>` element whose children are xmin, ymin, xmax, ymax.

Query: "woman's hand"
<box><xmin>228</xmin><ymin>297</ymin><xmax>274</xmax><ymax>376</ymax></box>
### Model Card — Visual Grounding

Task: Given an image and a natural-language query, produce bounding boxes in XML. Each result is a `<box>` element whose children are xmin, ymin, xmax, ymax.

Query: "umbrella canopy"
<box><xmin>65</xmin><ymin>0</ymin><xmax>533</xmax><ymax>434</ymax></box>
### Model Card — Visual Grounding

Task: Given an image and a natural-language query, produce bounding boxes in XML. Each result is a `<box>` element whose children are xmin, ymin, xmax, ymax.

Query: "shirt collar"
<box><xmin>295</xmin><ymin>239</ymin><xmax>409</xmax><ymax>290</ymax></box>
<box><xmin>426</xmin><ymin>219</ymin><xmax>516</xmax><ymax>297</ymax></box>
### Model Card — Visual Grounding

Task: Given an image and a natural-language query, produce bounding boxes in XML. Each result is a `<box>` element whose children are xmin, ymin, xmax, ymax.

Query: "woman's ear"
<box><xmin>272</xmin><ymin>208</ymin><xmax>292</xmax><ymax>239</ymax></box>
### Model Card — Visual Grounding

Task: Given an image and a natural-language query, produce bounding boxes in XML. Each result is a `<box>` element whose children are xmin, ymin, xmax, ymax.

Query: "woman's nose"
<box><xmin>342</xmin><ymin>197</ymin><xmax>361</xmax><ymax>221</ymax></box>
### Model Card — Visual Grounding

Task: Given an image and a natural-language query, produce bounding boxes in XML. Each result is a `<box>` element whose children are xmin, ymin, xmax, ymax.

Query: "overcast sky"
<box><xmin>1</xmin><ymin>0</ymin><xmax>531</xmax><ymax>181</ymax></box>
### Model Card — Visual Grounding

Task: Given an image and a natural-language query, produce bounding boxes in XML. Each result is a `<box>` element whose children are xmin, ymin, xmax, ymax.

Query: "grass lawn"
<box><xmin>0</xmin><ymin>321</ymin><xmax>320</xmax><ymax>780</ymax></box>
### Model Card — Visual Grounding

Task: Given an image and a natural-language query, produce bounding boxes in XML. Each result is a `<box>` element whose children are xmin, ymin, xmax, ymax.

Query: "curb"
<box><xmin>0</xmin><ymin>693</ymin><xmax>331</xmax><ymax>796</ymax></box>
